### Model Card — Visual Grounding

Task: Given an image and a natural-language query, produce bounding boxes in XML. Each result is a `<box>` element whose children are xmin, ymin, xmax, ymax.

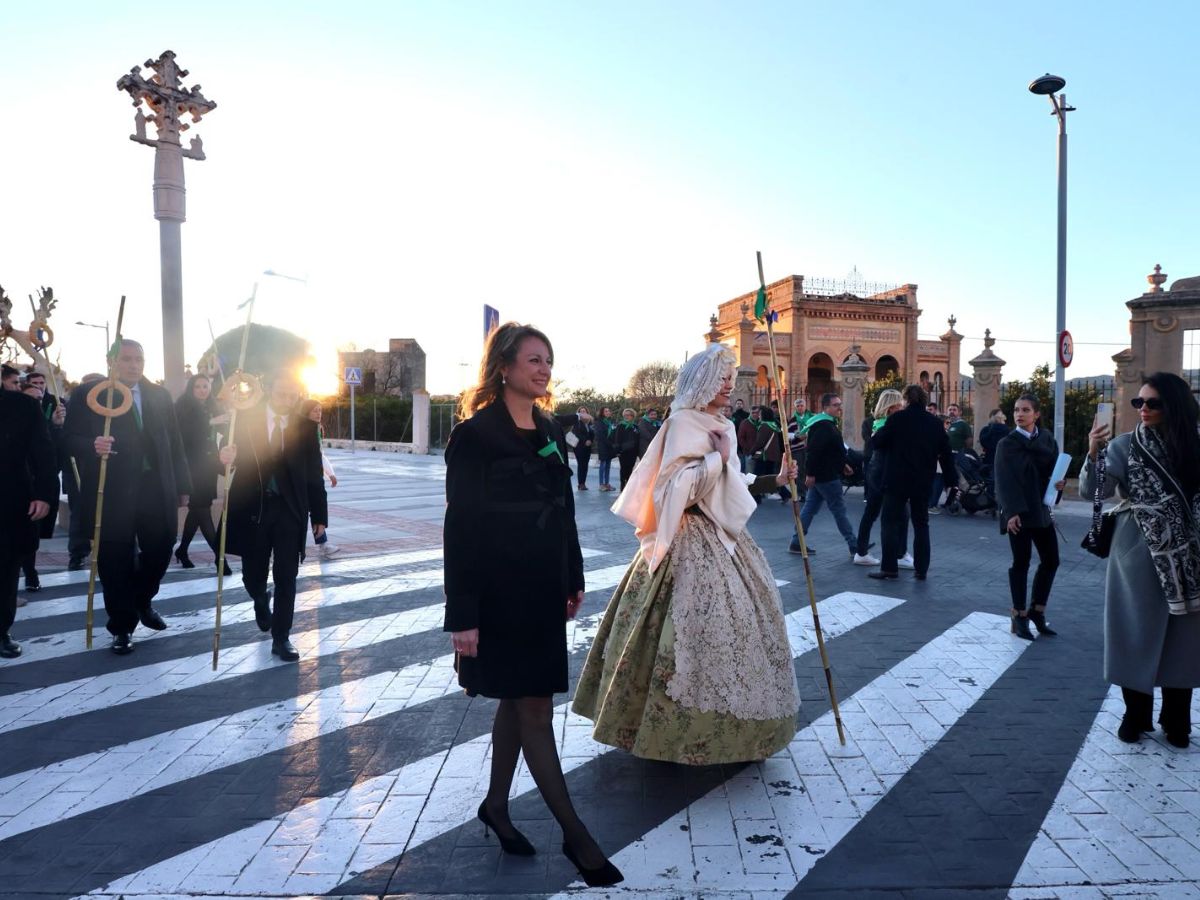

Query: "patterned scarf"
<box><xmin>1126</xmin><ymin>423</ymin><xmax>1200</xmax><ymax>616</ymax></box>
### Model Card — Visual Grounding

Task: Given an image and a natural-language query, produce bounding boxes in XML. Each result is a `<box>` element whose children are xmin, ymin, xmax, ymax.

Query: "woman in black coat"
<box><xmin>443</xmin><ymin>323</ymin><xmax>621</xmax><ymax>887</ymax></box>
<box><xmin>994</xmin><ymin>393</ymin><xmax>1064</xmax><ymax>640</ymax></box>
<box><xmin>174</xmin><ymin>374</ymin><xmax>230</xmax><ymax>573</ymax></box>
<box><xmin>594</xmin><ymin>406</ymin><xmax>616</xmax><ymax>492</ymax></box>
<box><xmin>570</xmin><ymin>406</ymin><xmax>595</xmax><ymax>491</ymax></box>
<box><xmin>614</xmin><ymin>407</ymin><xmax>640</xmax><ymax>491</ymax></box>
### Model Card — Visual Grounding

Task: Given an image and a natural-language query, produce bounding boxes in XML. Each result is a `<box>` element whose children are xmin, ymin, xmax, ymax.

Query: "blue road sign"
<box><xmin>344</xmin><ymin>367</ymin><xmax>363</xmax><ymax>386</ymax></box>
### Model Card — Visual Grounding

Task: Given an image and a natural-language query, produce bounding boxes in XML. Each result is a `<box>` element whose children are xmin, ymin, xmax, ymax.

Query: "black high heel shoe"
<box><xmin>175</xmin><ymin>549</ymin><xmax>195</xmax><ymax>569</ymax></box>
<box><xmin>1028</xmin><ymin>606</ymin><xmax>1057</xmax><ymax>636</ymax></box>
<box><xmin>477</xmin><ymin>801</ymin><xmax>535</xmax><ymax>856</ymax></box>
<box><xmin>562</xmin><ymin>841</ymin><xmax>623</xmax><ymax>887</ymax></box>
<box><xmin>1010</xmin><ymin>610</ymin><xmax>1034</xmax><ymax>641</ymax></box>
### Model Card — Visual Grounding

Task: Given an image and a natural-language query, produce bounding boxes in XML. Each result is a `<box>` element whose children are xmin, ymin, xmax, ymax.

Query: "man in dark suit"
<box><xmin>1</xmin><ymin>387</ymin><xmax>58</xmax><ymax>657</ymax></box>
<box><xmin>869</xmin><ymin>384</ymin><xmax>958</xmax><ymax>581</ymax></box>
<box><xmin>64</xmin><ymin>340</ymin><xmax>192</xmax><ymax>654</ymax></box>
<box><xmin>220</xmin><ymin>370</ymin><xmax>328</xmax><ymax>662</ymax></box>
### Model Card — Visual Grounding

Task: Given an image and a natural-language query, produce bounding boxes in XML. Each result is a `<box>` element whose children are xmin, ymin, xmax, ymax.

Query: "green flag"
<box><xmin>754</xmin><ymin>286</ymin><xmax>767</xmax><ymax>321</ymax></box>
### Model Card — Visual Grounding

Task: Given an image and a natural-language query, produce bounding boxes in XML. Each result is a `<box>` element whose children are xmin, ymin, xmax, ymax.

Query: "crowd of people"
<box><xmin>441</xmin><ymin>326</ymin><xmax>1198</xmax><ymax>887</ymax></box>
<box><xmin>0</xmin><ymin>349</ymin><xmax>337</xmax><ymax>661</ymax></box>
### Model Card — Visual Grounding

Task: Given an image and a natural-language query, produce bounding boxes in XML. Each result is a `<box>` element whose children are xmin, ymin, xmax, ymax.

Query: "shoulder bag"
<box><xmin>1080</xmin><ymin>445</ymin><xmax>1115</xmax><ymax>558</ymax></box>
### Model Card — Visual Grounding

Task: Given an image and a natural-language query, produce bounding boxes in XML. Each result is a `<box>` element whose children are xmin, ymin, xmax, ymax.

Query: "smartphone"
<box><xmin>1095</xmin><ymin>401</ymin><xmax>1115</xmax><ymax>436</ymax></box>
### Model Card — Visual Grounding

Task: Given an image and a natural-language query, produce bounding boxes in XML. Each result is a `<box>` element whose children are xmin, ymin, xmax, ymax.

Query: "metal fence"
<box><xmin>430</xmin><ymin>403</ymin><xmax>457</xmax><ymax>449</ymax></box>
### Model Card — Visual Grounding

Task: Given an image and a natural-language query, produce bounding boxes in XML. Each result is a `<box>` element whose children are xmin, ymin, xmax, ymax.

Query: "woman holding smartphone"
<box><xmin>994</xmin><ymin>393</ymin><xmax>1064</xmax><ymax>640</ymax></box>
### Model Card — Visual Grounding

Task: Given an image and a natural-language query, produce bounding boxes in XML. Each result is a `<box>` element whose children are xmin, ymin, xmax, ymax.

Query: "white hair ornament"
<box><xmin>670</xmin><ymin>343</ymin><xmax>736</xmax><ymax>414</ymax></box>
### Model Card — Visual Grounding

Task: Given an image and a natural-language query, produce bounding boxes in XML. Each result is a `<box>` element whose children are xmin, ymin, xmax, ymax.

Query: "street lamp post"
<box><xmin>76</xmin><ymin>320</ymin><xmax>111</xmax><ymax>359</ymax></box>
<box><xmin>1028</xmin><ymin>73</ymin><xmax>1075</xmax><ymax>451</ymax></box>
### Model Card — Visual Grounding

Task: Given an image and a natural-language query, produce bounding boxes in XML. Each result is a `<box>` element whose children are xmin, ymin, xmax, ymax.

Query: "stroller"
<box><xmin>945</xmin><ymin>450</ymin><xmax>996</xmax><ymax>516</ymax></box>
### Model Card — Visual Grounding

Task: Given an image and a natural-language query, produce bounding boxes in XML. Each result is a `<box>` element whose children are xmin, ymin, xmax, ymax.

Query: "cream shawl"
<box><xmin>611</xmin><ymin>408</ymin><xmax>756</xmax><ymax>573</ymax></box>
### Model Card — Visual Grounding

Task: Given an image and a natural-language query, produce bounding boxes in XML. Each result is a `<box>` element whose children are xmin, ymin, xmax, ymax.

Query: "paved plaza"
<box><xmin>2</xmin><ymin>449</ymin><xmax>1199</xmax><ymax>899</ymax></box>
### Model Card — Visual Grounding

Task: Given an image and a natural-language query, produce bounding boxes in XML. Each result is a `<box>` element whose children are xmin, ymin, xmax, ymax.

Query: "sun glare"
<box><xmin>300</xmin><ymin>351</ymin><xmax>339</xmax><ymax>398</ymax></box>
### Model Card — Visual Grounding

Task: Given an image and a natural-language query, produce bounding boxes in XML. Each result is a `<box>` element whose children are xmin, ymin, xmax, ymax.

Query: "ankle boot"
<box><xmin>1010</xmin><ymin>609</ymin><xmax>1034</xmax><ymax>641</ymax></box>
<box><xmin>1028</xmin><ymin>605</ymin><xmax>1057</xmax><ymax>636</ymax></box>
<box><xmin>1119</xmin><ymin>687</ymin><xmax>1154</xmax><ymax>743</ymax></box>
<box><xmin>1159</xmin><ymin>687</ymin><xmax>1193</xmax><ymax>748</ymax></box>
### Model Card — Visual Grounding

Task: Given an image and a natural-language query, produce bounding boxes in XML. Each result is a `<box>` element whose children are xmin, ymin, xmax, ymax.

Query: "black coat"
<box><xmin>223</xmin><ymin>404</ymin><xmax>328</xmax><ymax>558</ymax></box>
<box><xmin>443</xmin><ymin>401</ymin><xmax>584</xmax><ymax>698</ymax></box>
<box><xmin>571</xmin><ymin>419</ymin><xmax>595</xmax><ymax>457</ymax></box>
<box><xmin>993</xmin><ymin>428</ymin><xmax>1059</xmax><ymax>530</ymax></box>
<box><xmin>614</xmin><ymin>420</ymin><xmax>640</xmax><ymax>455</ymax></box>
<box><xmin>979</xmin><ymin>421</ymin><xmax>1010</xmax><ymax>462</ymax></box>
<box><xmin>804</xmin><ymin>418</ymin><xmax>847</xmax><ymax>482</ymax></box>
<box><xmin>594</xmin><ymin>417</ymin><xmax>616</xmax><ymax>461</ymax></box>
<box><xmin>63</xmin><ymin>378</ymin><xmax>192</xmax><ymax>542</ymax></box>
<box><xmin>175</xmin><ymin>395</ymin><xmax>222</xmax><ymax>506</ymax></box>
<box><xmin>871</xmin><ymin>403</ymin><xmax>958</xmax><ymax>497</ymax></box>
<box><xmin>637</xmin><ymin>417</ymin><xmax>662</xmax><ymax>456</ymax></box>
<box><xmin>1</xmin><ymin>391</ymin><xmax>59</xmax><ymax>554</ymax></box>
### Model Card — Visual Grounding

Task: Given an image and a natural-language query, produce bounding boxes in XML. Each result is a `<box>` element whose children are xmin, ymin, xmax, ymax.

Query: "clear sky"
<box><xmin>1</xmin><ymin>1</ymin><xmax>1197</xmax><ymax>396</ymax></box>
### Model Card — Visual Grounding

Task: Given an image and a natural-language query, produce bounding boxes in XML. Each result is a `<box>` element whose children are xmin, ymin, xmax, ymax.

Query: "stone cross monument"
<box><xmin>117</xmin><ymin>50</ymin><xmax>217</xmax><ymax>396</ymax></box>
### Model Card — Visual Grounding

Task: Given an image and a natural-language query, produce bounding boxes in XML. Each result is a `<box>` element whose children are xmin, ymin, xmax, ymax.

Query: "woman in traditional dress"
<box><xmin>1082</xmin><ymin>372</ymin><xmax>1200</xmax><ymax>748</ymax></box>
<box><xmin>443</xmin><ymin>322</ymin><xmax>622</xmax><ymax>887</ymax></box>
<box><xmin>573</xmin><ymin>343</ymin><xmax>800</xmax><ymax>764</ymax></box>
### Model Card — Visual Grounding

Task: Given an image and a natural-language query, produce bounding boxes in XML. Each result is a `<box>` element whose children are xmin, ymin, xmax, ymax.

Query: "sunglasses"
<box><xmin>1130</xmin><ymin>397</ymin><xmax>1164</xmax><ymax>411</ymax></box>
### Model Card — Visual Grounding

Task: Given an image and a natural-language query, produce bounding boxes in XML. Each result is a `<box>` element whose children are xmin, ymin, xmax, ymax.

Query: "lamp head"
<box><xmin>1028</xmin><ymin>73</ymin><xmax>1066</xmax><ymax>95</ymax></box>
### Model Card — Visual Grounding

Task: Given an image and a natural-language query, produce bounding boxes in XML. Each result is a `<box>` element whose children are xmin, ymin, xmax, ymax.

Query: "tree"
<box><xmin>205</xmin><ymin>324</ymin><xmax>309</xmax><ymax>382</ymax></box>
<box><xmin>626</xmin><ymin>362</ymin><xmax>679</xmax><ymax>410</ymax></box>
<box><xmin>554</xmin><ymin>387</ymin><xmax>629</xmax><ymax>417</ymax></box>
<box><xmin>863</xmin><ymin>370</ymin><xmax>907</xmax><ymax>420</ymax></box>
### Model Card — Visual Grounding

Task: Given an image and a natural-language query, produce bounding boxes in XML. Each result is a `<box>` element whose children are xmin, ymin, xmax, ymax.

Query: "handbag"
<box><xmin>564</xmin><ymin>430</ymin><xmax>579</xmax><ymax>449</ymax></box>
<box><xmin>1080</xmin><ymin>445</ymin><xmax>1115</xmax><ymax>558</ymax></box>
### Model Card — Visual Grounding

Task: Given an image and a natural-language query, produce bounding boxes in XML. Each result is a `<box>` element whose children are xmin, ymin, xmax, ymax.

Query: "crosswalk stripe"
<box><xmin>0</xmin><ymin>563</ymin><xmax>635</xmax><ymax>734</ymax></box>
<box><xmin>1011</xmin><ymin>685</ymin><xmax>1200</xmax><ymax>891</ymax></box>
<box><xmin>82</xmin><ymin>591</ymin><xmax>897</xmax><ymax>898</ymax></box>
<box><xmin>5</xmin><ymin>548</ymin><xmax>611</xmax><ymax>666</ymax></box>
<box><xmin>19</xmin><ymin>547</ymin><xmax>609</xmax><ymax>621</ymax></box>
<box><xmin>561</xmin><ymin>611</ymin><xmax>1032</xmax><ymax>894</ymax></box>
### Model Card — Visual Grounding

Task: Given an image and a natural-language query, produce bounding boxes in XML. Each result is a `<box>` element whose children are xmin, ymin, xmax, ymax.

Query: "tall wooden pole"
<box><xmin>85</xmin><ymin>297</ymin><xmax>127</xmax><ymax>649</ymax></box>
<box><xmin>212</xmin><ymin>286</ymin><xmax>257</xmax><ymax>669</ymax></box>
<box><xmin>757</xmin><ymin>252</ymin><xmax>846</xmax><ymax>744</ymax></box>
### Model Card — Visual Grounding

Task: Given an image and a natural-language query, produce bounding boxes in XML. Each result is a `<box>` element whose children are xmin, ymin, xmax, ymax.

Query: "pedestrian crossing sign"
<box><xmin>343</xmin><ymin>367</ymin><xmax>363</xmax><ymax>386</ymax></box>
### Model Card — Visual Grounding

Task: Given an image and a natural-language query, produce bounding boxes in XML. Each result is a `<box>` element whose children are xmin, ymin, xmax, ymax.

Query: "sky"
<box><xmin>1</xmin><ymin>1</ymin><xmax>1197</xmax><ymax>396</ymax></box>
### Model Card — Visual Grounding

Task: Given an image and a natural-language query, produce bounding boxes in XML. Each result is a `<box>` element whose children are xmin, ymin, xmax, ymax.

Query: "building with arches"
<box><xmin>708</xmin><ymin>273</ymin><xmax>967</xmax><ymax>410</ymax></box>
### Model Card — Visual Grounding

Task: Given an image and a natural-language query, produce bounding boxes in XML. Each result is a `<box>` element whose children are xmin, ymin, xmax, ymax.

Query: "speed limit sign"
<box><xmin>1058</xmin><ymin>330</ymin><xmax>1074</xmax><ymax>369</ymax></box>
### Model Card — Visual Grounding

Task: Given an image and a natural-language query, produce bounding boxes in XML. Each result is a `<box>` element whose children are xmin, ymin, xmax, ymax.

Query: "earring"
<box><xmin>502</xmin><ymin>376</ymin><xmax>507</xmax><ymax>385</ymax></box>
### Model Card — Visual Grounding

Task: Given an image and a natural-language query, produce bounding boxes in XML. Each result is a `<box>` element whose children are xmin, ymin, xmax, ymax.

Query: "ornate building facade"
<box><xmin>707</xmin><ymin>273</ymin><xmax>967</xmax><ymax>411</ymax></box>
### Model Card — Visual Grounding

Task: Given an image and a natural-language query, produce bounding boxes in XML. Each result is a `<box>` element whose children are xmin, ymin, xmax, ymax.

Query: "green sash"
<box><xmin>800</xmin><ymin>412</ymin><xmax>837</xmax><ymax>435</ymax></box>
<box><xmin>538</xmin><ymin>438</ymin><xmax>564</xmax><ymax>464</ymax></box>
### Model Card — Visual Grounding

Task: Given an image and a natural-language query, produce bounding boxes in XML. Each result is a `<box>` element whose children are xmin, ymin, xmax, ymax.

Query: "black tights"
<box><xmin>178</xmin><ymin>505</ymin><xmax>219</xmax><ymax>556</ymax></box>
<box><xmin>484</xmin><ymin>697</ymin><xmax>605</xmax><ymax>867</ymax></box>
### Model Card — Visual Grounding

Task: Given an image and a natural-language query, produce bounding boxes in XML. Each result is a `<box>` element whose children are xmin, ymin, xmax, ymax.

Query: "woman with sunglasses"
<box><xmin>1082</xmin><ymin>373</ymin><xmax>1200</xmax><ymax>748</ymax></box>
<box><xmin>993</xmin><ymin>393</ymin><xmax>1064</xmax><ymax>640</ymax></box>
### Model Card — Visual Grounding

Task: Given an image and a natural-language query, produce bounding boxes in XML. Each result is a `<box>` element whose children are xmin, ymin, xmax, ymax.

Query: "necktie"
<box><xmin>272</xmin><ymin>416</ymin><xmax>284</xmax><ymax>456</ymax></box>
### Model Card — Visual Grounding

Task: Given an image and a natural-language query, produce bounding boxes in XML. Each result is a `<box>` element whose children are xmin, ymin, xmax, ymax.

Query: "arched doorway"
<box><xmin>875</xmin><ymin>355</ymin><xmax>899</xmax><ymax>379</ymax></box>
<box><xmin>807</xmin><ymin>353</ymin><xmax>834</xmax><ymax>406</ymax></box>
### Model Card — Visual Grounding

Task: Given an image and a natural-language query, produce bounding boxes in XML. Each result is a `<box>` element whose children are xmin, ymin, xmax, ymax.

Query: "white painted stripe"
<box><xmin>0</xmin><ymin>563</ymin><xmax>636</xmax><ymax>733</ymax></box>
<box><xmin>1011</xmin><ymin>685</ymin><xmax>1200</xmax><ymax>892</ymax></box>
<box><xmin>6</xmin><ymin>548</ymin><xmax>610</xmax><ymax>666</ymax></box>
<box><xmin>84</xmin><ymin>591</ymin><xmax>897</xmax><ymax>898</ymax></box>
<box><xmin>20</xmin><ymin>546</ymin><xmax>608</xmax><ymax>620</ymax></box>
<box><xmin>566</xmin><ymin>611</ymin><xmax>1032</xmax><ymax>894</ymax></box>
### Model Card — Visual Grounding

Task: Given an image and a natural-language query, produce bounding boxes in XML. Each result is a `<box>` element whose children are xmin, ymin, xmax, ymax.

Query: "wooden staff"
<box><xmin>756</xmin><ymin>251</ymin><xmax>846</xmax><ymax>744</ymax></box>
<box><xmin>27</xmin><ymin>295</ymin><xmax>62</xmax><ymax>402</ymax></box>
<box><xmin>84</xmin><ymin>296</ymin><xmax>129</xmax><ymax>649</ymax></box>
<box><xmin>212</xmin><ymin>286</ymin><xmax>259</xmax><ymax>669</ymax></box>
<box><xmin>206</xmin><ymin>319</ymin><xmax>227</xmax><ymax>382</ymax></box>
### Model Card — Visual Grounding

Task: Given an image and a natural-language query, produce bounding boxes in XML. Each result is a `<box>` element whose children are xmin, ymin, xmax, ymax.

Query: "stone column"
<box><xmin>733</xmin><ymin>303</ymin><xmax>757</xmax><ymax>406</ymax></box>
<box><xmin>969</xmin><ymin>329</ymin><xmax>1006</xmax><ymax>434</ymax></box>
<box><xmin>412</xmin><ymin>389</ymin><xmax>431</xmax><ymax>454</ymax></box>
<box><xmin>940</xmin><ymin>316</ymin><xmax>964</xmax><ymax>410</ymax></box>
<box><xmin>837</xmin><ymin>345</ymin><xmax>871</xmax><ymax>449</ymax></box>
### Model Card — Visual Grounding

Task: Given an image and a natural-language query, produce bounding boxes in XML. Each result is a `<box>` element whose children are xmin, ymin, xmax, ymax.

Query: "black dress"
<box><xmin>174</xmin><ymin>395</ymin><xmax>220</xmax><ymax>507</ymax></box>
<box><xmin>443</xmin><ymin>402</ymin><xmax>585</xmax><ymax>698</ymax></box>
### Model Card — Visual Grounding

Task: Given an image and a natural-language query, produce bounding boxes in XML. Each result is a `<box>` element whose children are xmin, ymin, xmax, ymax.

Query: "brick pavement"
<box><xmin>0</xmin><ymin>449</ymin><xmax>1197</xmax><ymax>899</ymax></box>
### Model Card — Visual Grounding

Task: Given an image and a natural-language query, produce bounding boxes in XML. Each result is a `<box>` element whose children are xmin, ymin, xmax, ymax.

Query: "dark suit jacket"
<box><xmin>224</xmin><ymin>403</ymin><xmax>328</xmax><ymax>559</ymax></box>
<box><xmin>871</xmin><ymin>402</ymin><xmax>958</xmax><ymax>497</ymax></box>
<box><xmin>804</xmin><ymin>418</ymin><xmax>846</xmax><ymax>482</ymax></box>
<box><xmin>63</xmin><ymin>378</ymin><xmax>192</xmax><ymax>542</ymax></box>
<box><xmin>1</xmin><ymin>391</ymin><xmax>59</xmax><ymax>553</ymax></box>
<box><xmin>994</xmin><ymin>428</ymin><xmax>1058</xmax><ymax>530</ymax></box>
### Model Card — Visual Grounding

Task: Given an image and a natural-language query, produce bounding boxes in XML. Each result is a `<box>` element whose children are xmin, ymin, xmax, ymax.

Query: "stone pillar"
<box><xmin>1112</xmin><ymin>348</ymin><xmax>1138</xmax><ymax>434</ymax></box>
<box><xmin>412</xmin><ymin>389</ymin><xmax>431</xmax><ymax>454</ymax></box>
<box><xmin>705</xmin><ymin>314</ymin><xmax>722</xmax><ymax>346</ymax></box>
<box><xmin>940</xmin><ymin>316</ymin><xmax>964</xmax><ymax>411</ymax></box>
<box><xmin>969</xmin><ymin>329</ymin><xmax>1006</xmax><ymax>435</ymax></box>
<box><xmin>732</xmin><ymin>303</ymin><xmax>757</xmax><ymax>406</ymax></box>
<box><xmin>837</xmin><ymin>345</ymin><xmax>871</xmax><ymax>449</ymax></box>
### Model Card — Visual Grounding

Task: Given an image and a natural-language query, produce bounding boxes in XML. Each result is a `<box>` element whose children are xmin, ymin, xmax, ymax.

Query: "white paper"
<box><xmin>1044</xmin><ymin>452</ymin><xmax>1072</xmax><ymax>506</ymax></box>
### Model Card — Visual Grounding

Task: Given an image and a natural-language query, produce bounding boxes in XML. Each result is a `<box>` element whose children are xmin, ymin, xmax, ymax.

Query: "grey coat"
<box><xmin>1080</xmin><ymin>432</ymin><xmax>1200</xmax><ymax>692</ymax></box>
